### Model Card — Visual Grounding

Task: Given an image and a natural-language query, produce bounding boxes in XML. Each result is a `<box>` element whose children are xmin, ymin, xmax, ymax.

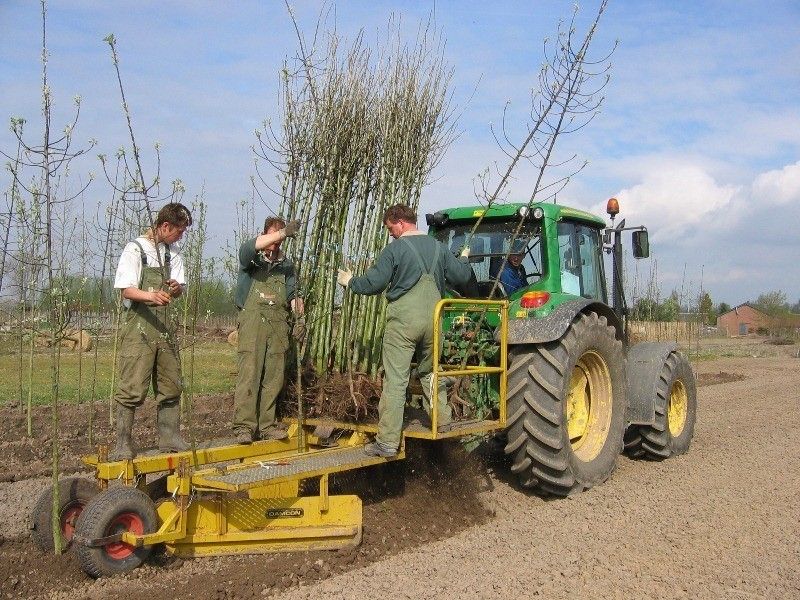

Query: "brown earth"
<box><xmin>0</xmin><ymin>337</ymin><xmax>799</xmax><ymax>599</ymax></box>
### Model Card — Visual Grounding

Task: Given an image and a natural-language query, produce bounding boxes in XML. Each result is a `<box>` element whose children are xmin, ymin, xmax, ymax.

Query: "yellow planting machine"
<box><xmin>34</xmin><ymin>299</ymin><xmax>508</xmax><ymax>577</ymax></box>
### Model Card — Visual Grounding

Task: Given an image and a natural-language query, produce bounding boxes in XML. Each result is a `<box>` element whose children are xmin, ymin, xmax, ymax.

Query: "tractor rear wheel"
<box><xmin>634</xmin><ymin>351</ymin><xmax>696</xmax><ymax>459</ymax></box>
<box><xmin>74</xmin><ymin>486</ymin><xmax>157</xmax><ymax>578</ymax></box>
<box><xmin>30</xmin><ymin>477</ymin><xmax>100</xmax><ymax>552</ymax></box>
<box><xmin>504</xmin><ymin>311</ymin><xmax>626</xmax><ymax>496</ymax></box>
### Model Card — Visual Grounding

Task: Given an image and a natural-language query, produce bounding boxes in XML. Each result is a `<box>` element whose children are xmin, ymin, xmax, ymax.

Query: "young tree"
<box><xmin>753</xmin><ymin>290</ymin><xmax>789</xmax><ymax>317</ymax></box>
<box><xmin>698</xmin><ymin>291</ymin><xmax>714</xmax><ymax>325</ymax></box>
<box><xmin>2</xmin><ymin>0</ymin><xmax>94</xmax><ymax>554</ymax></box>
<box><xmin>657</xmin><ymin>291</ymin><xmax>680</xmax><ymax>322</ymax></box>
<box><xmin>717</xmin><ymin>301</ymin><xmax>731</xmax><ymax>315</ymax></box>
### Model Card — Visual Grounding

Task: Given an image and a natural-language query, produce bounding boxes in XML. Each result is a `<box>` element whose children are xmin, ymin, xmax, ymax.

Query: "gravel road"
<box><xmin>275</xmin><ymin>356</ymin><xmax>800</xmax><ymax>599</ymax></box>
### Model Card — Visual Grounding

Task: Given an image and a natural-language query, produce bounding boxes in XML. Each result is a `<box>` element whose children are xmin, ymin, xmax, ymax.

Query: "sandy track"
<box><xmin>1</xmin><ymin>355</ymin><xmax>798</xmax><ymax>599</ymax></box>
<box><xmin>278</xmin><ymin>357</ymin><xmax>800</xmax><ymax>599</ymax></box>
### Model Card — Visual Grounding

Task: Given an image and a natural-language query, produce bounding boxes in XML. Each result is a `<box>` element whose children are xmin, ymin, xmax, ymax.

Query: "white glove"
<box><xmin>337</xmin><ymin>268</ymin><xmax>353</xmax><ymax>287</ymax></box>
<box><xmin>460</xmin><ymin>246</ymin><xmax>470</xmax><ymax>258</ymax></box>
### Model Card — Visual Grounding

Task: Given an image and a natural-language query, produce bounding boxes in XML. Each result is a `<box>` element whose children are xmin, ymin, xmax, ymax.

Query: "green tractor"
<box><xmin>427</xmin><ymin>199</ymin><xmax>697</xmax><ymax>496</ymax></box>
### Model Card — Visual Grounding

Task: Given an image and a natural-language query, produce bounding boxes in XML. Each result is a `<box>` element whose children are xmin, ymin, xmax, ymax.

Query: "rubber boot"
<box><xmin>111</xmin><ymin>404</ymin><xmax>137</xmax><ymax>460</ymax></box>
<box><xmin>157</xmin><ymin>400</ymin><xmax>191</xmax><ymax>452</ymax></box>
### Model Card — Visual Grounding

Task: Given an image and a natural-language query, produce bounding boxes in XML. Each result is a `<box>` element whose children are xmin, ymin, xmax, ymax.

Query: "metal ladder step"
<box><xmin>191</xmin><ymin>445</ymin><xmax>403</xmax><ymax>492</ymax></box>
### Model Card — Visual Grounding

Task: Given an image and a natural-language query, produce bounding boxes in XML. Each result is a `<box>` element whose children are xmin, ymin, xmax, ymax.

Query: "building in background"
<box><xmin>716</xmin><ymin>304</ymin><xmax>770</xmax><ymax>336</ymax></box>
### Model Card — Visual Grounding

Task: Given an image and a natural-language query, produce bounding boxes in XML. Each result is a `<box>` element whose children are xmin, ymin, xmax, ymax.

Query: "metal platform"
<box><xmin>82</xmin><ymin>436</ymin><xmax>301</xmax><ymax>482</ymax></box>
<box><xmin>297</xmin><ymin>416</ymin><xmax>503</xmax><ymax>440</ymax></box>
<box><xmin>192</xmin><ymin>444</ymin><xmax>405</xmax><ymax>493</ymax></box>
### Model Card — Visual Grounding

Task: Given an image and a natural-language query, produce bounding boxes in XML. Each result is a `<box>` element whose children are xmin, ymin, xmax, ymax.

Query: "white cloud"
<box><xmin>592</xmin><ymin>160</ymin><xmax>741</xmax><ymax>240</ymax></box>
<box><xmin>751</xmin><ymin>161</ymin><xmax>800</xmax><ymax>206</ymax></box>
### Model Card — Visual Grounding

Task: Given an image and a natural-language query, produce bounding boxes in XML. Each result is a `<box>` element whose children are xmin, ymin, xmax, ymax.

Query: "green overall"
<box><xmin>376</xmin><ymin>238</ymin><xmax>451</xmax><ymax>450</ymax></box>
<box><xmin>233</xmin><ymin>262</ymin><xmax>290</xmax><ymax>437</ymax></box>
<box><xmin>115</xmin><ymin>242</ymin><xmax>183</xmax><ymax>408</ymax></box>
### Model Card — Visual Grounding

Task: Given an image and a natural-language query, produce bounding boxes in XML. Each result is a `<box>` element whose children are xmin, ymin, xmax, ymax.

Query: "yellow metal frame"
<box><xmin>430</xmin><ymin>298</ymin><xmax>508</xmax><ymax>437</ymax></box>
<box><xmin>116</xmin><ymin>457</ymin><xmax>363</xmax><ymax>556</ymax></box>
<box><xmin>78</xmin><ymin>301</ymin><xmax>509</xmax><ymax>567</ymax></box>
<box><xmin>297</xmin><ymin>299</ymin><xmax>509</xmax><ymax>441</ymax></box>
<box><xmin>83</xmin><ymin>424</ymin><xmax>305</xmax><ymax>483</ymax></box>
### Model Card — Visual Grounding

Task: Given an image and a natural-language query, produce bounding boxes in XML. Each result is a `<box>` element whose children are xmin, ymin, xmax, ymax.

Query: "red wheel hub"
<box><xmin>104</xmin><ymin>512</ymin><xmax>145</xmax><ymax>560</ymax></box>
<box><xmin>60</xmin><ymin>502</ymin><xmax>85</xmax><ymax>541</ymax></box>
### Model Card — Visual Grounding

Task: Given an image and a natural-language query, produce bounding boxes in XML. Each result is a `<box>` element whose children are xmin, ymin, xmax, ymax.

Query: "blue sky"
<box><xmin>2</xmin><ymin>1</ymin><xmax>799</xmax><ymax>307</ymax></box>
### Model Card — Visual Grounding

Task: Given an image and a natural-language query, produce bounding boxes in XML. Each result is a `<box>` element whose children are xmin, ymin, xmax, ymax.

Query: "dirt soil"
<box><xmin>1</xmin><ymin>337</ymin><xmax>798</xmax><ymax>599</ymax></box>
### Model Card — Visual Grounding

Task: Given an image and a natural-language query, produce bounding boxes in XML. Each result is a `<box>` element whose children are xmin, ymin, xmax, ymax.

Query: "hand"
<box><xmin>460</xmin><ymin>246</ymin><xmax>470</xmax><ymax>258</ymax></box>
<box><xmin>282</xmin><ymin>220</ymin><xmax>301</xmax><ymax>238</ymax></box>
<box><xmin>150</xmin><ymin>290</ymin><xmax>172</xmax><ymax>306</ymax></box>
<box><xmin>337</xmin><ymin>268</ymin><xmax>352</xmax><ymax>288</ymax></box>
<box><xmin>290</xmin><ymin>297</ymin><xmax>305</xmax><ymax>316</ymax></box>
<box><xmin>166</xmin><ymin>279</ymin><xmax>182</xmax><ymax>297</ymax></box>
<box><xmin>292</xmin><ymin>318</ymin><xmax>306</xmax><ymax>341</ymax></box>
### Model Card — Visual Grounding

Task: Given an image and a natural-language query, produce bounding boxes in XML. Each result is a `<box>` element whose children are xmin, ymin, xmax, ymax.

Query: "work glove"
<box><xmin>337</xmin><ymin>268</ymin><xmax>353</xmax><ymax>288</ymax></box>
<box><xmin>282</xmin><ymin>219</ymin><xmax>301</xmax><ymax>238</ymax></box>
<box><xmin>460</xmin><ymin>246</ymin><xmax>470</xmax><ymax>259</ymax></box>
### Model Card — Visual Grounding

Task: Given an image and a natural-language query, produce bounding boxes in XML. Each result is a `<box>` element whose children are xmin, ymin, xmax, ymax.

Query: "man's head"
<box><xmin>155</xmin><ymin>203</ymin><xmax>192</xmax><ymax>244</ymax></box>
<box><xmin>263</xmin><ymin>217</ymin><xmax>286</xmax><ymax>252</ymax></box>
<box><xmin>382</xmin><ymin>204</ymin><xmax>418</xmax><ymax>239</ymax></box>
<box><xmin>508</xmin><ymin>253</ymin><xmax>523</xmax><ymax>267</ymax></box>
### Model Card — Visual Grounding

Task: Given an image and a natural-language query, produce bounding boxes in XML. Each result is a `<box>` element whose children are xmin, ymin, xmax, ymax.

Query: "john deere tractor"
<box><xmin>427</xmin><ymin>199</ymin><xmax>697</xmax><ymax>496</ymax></box>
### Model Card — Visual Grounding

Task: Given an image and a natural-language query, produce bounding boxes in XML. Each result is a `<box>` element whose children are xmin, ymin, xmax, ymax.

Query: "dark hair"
<box><xmin>263</xmin><ymin>217</ymin><xmax>286</xmax><ymax>234</ymax></box>
<box><xmin>155</xmin><ymin>203</ymin><xmax>192</xmax><ymax>228</ymax></box>
<box><xmin>383</xmin><ymin>204</ymin><xmax>417</xmax><ymax>225</ymax></box>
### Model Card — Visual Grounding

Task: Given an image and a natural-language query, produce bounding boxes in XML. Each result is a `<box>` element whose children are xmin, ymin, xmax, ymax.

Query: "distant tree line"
<box><xmin>21</xmin><ymin>274</ymin><xmax>239</xmax><ymax>319</ymax></box>
<box><xmin>632</xmin><ymin>288</ymin><xmax>799</xmax><ymax>326</ymax></box>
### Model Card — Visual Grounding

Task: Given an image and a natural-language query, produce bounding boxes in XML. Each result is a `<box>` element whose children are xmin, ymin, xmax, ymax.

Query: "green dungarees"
<box><xmin>233</xmin><ymin>261</ymin><xmax>290</xmax><ymax>437</ymax></box>
<box><xmin>115</xmin><ymin>242</ymin><xmax>183</xmax><ymax>408</ymax></box>
<box><xmin>376</xmin><ymin>238</ymin><xmax>451</xmax><ymax>450</ymax></box>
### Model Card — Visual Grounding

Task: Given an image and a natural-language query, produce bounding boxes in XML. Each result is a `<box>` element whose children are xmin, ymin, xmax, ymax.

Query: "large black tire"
<box><xmin>30</xmin><ymin>477</ymin><xmax>100</xmax><ymax>552</ymax></box>
<box><xmin>504</xmin><ymin>311</ymin><xmax>626</xmax><ymax>496</ymax></box>
<box><xmin>634</xmin><ymin>351</ymin><xmax>697</xmax><ymax>460</ymax></box>
<box><xmin>74</xmin><ymin>486</ymin><xmax>158</xmax><ymax>578</ymax></box>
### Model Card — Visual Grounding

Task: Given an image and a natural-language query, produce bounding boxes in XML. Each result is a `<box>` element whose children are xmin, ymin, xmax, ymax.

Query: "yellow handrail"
<box><xmin>431</xmin><ymin>298</ymin><xmax>509</xmax><ymax>436</ymax></box>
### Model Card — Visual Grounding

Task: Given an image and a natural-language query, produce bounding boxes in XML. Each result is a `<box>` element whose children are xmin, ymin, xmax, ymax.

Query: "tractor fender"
<box><xmin>503</xmin><ymin>299</ymin><xmax>623</xmax><ymax>345</ymax></box>
<box><xmin>625</xmin><ymin>341</ymin><xmax>679</xmax><ymax>426</ymax></box>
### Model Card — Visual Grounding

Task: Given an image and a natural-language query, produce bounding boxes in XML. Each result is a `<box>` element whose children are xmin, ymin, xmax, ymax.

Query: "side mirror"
<box><xmin>632</xmin><ymin>229</ymin><xmax>649</xmax><ymax>259</ymax></box>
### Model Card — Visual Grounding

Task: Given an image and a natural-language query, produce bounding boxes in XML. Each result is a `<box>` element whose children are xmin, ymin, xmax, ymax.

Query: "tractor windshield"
<box><xmin>433</xmin><ymin>220</ymin><xmax>543</xmax><ymax>297</ymax></box>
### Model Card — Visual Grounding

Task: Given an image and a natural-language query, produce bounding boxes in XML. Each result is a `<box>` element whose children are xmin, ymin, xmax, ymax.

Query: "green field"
<box><xmin>0</xmin><ymin>338</ymin><xmax>237</xmax><ymax>407</ymax></box>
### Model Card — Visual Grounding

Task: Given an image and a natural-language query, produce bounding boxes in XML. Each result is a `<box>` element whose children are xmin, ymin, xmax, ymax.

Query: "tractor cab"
<box><xmin>427</xmin><ymin>202</ymin><xmax>614</xmax><ymax>320</ymax></box>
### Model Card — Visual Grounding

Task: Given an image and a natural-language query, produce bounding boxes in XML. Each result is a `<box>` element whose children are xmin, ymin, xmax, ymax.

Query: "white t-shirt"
<box><xmin>114</xmin><ymin>237</ymin><xmax>186</xmax><ymax>308</ymax></box>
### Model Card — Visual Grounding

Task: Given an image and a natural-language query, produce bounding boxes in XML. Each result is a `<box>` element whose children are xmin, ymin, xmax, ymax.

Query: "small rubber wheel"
<box><xmin>74</xmin><ymin>486</ymin><xmax>157</xmax><ymax>578</ymax></box>
<box><xmin>31</xmin><ymin>477</ymin><xmax>100</xmax><ymax>552</ymax></box>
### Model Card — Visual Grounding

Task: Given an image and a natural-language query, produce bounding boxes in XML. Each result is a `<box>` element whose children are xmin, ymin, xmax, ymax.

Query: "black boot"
<box><xmin>158</xmin><ymin>400</ymin><xmax>191</xmax><ymax>452</ymax></box>
<box><xmin>111</xmin><ymin>404</ymin><xmax>136</xmax><ymax>460</ymax></box>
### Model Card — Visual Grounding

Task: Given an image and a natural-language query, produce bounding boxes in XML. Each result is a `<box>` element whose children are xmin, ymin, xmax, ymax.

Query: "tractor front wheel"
<box><xmin>504</xmin><ymin>311</ymin><xmax>626</xmax><ymax>496</ymax></box>
<box><xmin>74</xmin><ymin>486</ymin><xmax>157</xmax><ymax>578</ymax></box>
<box><xmin>631</xmin><ymin>351</ymin><xmax>697</xmax><ymax>459</ymax></box>
<box><xmin>30</xmin><ymin>477</ymin><xmax>100</xmax><ymax>552</ymax></box>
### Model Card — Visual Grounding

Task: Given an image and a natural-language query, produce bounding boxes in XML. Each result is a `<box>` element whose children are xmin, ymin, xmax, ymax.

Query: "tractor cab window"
<box><xmin>433</xmin><ymin>220</ymin><xmax>543</xmax><ymax>298</ymax></box>
<box><xmin>556</xmin><ymin>221</ymin><xmax>606</xmax><ymax>301</ymax></box>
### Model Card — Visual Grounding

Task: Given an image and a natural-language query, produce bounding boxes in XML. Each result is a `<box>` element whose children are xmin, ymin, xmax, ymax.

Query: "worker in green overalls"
<box><xmin>337</xmin><ymin>204</ymin><xmax>472</xmax><ymax>456</ymax></box>
<box><xmin>232</xmin><ymin>217</ymin><xmax>302</xmax><ymax>444</ymax></box>
<box><xmin>112</xmin><ymin>203</ymin><xmax>193</xmax><ymax>459</ymax></box>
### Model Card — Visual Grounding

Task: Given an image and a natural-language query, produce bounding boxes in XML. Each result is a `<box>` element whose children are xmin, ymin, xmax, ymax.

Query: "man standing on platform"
<box><xmin>337</xmin><ymin>204</ymin><xmax>472</xmax><ymax>457</ymax></box>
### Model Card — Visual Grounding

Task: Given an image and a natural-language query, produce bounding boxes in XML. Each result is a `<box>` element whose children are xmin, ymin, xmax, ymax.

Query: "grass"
<box><xmin>0</xmin><ymin>337</ymin><xmax>236</xmax><ymax>407</ymax></box>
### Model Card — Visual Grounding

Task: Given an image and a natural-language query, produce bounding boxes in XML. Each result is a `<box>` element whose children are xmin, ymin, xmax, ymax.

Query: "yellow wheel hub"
<box><xmin>566</xmin><ymin>351</ymin><xmax>613</xmax><ymax>462</ymax></box>
<box><xmin>667</xmin><ymin>379</ymin><xmax>688</xmax><ymax>437</ymax></box>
